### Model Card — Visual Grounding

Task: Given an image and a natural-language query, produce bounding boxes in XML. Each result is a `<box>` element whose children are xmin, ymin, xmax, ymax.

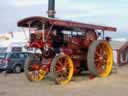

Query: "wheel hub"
<box><xmin>62</xmin><ymin>67</ymin><xmax>67</xmax><ymax>72</ymax></box>
<box><xmin>99</xmin><ymin>57</ymin><xmax>103</xmax><ymax>60</ymax></box>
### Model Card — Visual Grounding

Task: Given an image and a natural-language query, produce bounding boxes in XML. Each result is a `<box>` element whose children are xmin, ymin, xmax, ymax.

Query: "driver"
<box><xmin>52</xmin><ymin>29</ymin><xmax>64</xmax><ymax>53</ymax></box>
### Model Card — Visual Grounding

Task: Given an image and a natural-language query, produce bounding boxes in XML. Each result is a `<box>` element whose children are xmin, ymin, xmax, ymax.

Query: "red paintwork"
<box><xmin>17</xmin><ymin>16</ymin><xmax>116</xmax><ymax>74</ymax></box>
<box><xmin>30</xmin><ymin>41</ymin><xmax>44</xmax><ymax>48</ymax></box>
<box><xmin>18</xmin><ymin>16</ymin><xmax>116</xmax><ymax>32</ymax></box>
<box><xmin>32</xmin><ymin>64</ymin><xmax>40</xmax><ymax>70</ymax></box>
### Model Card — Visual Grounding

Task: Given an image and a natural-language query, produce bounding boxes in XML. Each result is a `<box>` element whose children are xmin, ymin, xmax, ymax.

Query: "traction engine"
<box><xmin>17</xmin><ymin>0</ymin><xmax>116</xmax><ymax>84</ymax></box>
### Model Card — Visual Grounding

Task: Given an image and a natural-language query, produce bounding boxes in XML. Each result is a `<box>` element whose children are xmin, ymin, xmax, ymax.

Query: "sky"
<box><xmin>0</xmin><ymin>0</ymin><xmax>128</xmax><ymax>39</ymax></box>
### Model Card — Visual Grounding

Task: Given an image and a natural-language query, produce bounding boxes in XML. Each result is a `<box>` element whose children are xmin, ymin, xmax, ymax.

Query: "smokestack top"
<box><xmin>47</xmin><ymin>0</ymin><xmax>56</xmax><ymax>18</ymax></box>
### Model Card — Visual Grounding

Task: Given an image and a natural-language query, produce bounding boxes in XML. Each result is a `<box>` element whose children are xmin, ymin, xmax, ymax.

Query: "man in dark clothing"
<box><xmin>52</xmin><ymin>30</ymin><xmax>64</xmax><ymax>53</ymax></box>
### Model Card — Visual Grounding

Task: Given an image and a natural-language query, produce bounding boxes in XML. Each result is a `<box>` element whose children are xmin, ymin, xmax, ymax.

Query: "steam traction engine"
<box><xmin>17</xmin><ymin>17</ymin><xmax>116</xmax><ymax>84</ymax></box>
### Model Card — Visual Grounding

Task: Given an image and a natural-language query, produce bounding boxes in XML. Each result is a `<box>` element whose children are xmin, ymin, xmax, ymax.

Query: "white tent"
<box><xmin>0</xmin><ymin>31</ymin><xmax>28</xmax><ymax>53</ymax></box>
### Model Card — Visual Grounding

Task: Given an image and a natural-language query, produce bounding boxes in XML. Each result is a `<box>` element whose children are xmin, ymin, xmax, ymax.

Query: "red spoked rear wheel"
<box><xmin>87</xmin><ymin>40</ymin><xmax>113</xmax><ymax>77</ymax></box>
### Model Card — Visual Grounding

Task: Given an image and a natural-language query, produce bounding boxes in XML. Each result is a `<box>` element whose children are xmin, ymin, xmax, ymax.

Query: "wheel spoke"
<box><xmin>95</xmin><ymin>52</ymin><xmax>101</xmax><ymax>57</ymax></box>
<box><xmin>55</xmin><ymin>63</ymin><xmax>61</xmax><ymax>69</ymax></box>
<box><xmin>104</xmin><ymin>54</ymin><xmax>108</xmax><ymax>60</ymax></box>
<box><xmin>95</xmin><ymin>58</ymin><xmax>100</xmax><ymax>62</ymax></box>
<box><xmin>98</xmin><ymin>68</ymin><xmax>104</xmax><ymax>73</ymax></box>
<box><xmin>64</xmin><ymin>58</ymin><xmax>69</xmax><ymax>67</ymax></box>
<box><xmin>57</xmin><ymin>71</ymin><xmax>69</xmax><ymax>81</ymax></box>
<box><xmin>57</xmin><ymin>72</ymin><xmax>64</xmax><ymax>79</ymax></box>
<box><xmin>55</xmin><ymin>68</ymin><xmax>63</xmax><ymax>74</ymax></box>
<box><xmin>63</xmin><ymin>72</ymin><xmax>68</xmax><ymax>77</ymax></box>
<box><xmin>103</xmin><ymin>60</ymin><xmax>107</xmax><ymax>64</ymax></box>
<box><xmin>96</xmin><ymin>62</ymin><xmax>102</xmax><ymax>69</ymax></box>
<box><xmin>58</xmin><ymin>59</ymin><xmax>64</xmax><ymax>67</ymax></box>
<box><xmin>52</xmin><ymin>55</ymin><xmax>73</xmax><ymax>84</ymax></box>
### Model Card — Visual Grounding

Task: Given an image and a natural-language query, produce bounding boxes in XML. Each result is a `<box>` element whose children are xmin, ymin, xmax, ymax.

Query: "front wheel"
<box><xmin>50</xmin><ymin>54</ymin><xmax>74</xmax><ymax>85</ymax></box>
<box><xmin>24</xmin><ymin>54</ymin><xmax>46</xmax><ymax>81</ymax></box>
<box><xmin>87</xmin><ymin>40</ymin><xmax>113</xmax><ymax>77</ymax></box>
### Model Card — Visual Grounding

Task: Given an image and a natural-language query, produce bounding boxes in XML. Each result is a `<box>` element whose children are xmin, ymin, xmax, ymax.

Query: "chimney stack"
<box><xmin>47</xmin><ymin>0</ymin><xmax>56</xmax><ymax>18</ymax></box>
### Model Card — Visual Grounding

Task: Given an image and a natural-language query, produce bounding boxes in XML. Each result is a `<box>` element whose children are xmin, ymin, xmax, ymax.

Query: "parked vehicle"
<box><xmin>0</xmin><ymin>52</ymin><xmax>31</xmax><ymax>73</ymax></box>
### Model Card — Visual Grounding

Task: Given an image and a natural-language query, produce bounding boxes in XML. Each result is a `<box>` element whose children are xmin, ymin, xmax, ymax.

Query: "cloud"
<box><xmin>13</xmin><ymin>0</ymin><xmax>47</xmax><ymax>7</ymax></box>
<box><xmin>0</xmin><ymin>0</ymin><xmax>128</xmax><ymax>40</ymax></box>
<box><xmin>112</xmin><ymin>38</ymin><xmax>127</xmax><ymax>41</ymax></box>
<box><xmin>0</xmin><ymin>0</ymin><xmax>47</xmax><ymax>7</ymax></box>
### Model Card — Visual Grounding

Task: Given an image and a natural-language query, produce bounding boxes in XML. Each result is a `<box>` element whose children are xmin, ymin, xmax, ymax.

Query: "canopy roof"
<box><xmin>17</xmin><ymin>16</ymin><xmax>116</xmax><ymax>32</ymax></box>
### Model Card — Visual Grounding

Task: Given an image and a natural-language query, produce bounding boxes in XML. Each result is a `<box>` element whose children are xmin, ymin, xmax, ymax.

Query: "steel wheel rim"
<box><xmin>54</xmin><ymin>55</ymin><xmax>73</xmax><ymax>84</ymax></box>
<box><xmin>94</xmin><ymin>42</ymin><xmax>113</xmax><ymax>77</ymax></box>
